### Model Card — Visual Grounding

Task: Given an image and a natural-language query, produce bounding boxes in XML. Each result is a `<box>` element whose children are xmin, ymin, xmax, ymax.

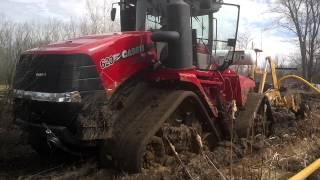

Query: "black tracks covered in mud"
<box><xmin>111</xmin><ymin>83</ymin><xmax>210</xmax><ymax>173</ymax></box>
<box><xmin>235</xmin><ymin>93</ymin><xmax>273</xmax><ymax>138</ymax></box>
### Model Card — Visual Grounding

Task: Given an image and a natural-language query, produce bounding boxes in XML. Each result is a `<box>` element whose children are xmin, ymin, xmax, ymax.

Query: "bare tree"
<box><xmin>272</xmin><ymin>0</ymin><xmax>320</xmax><ymax>82</ymax></box>
<box><xmin>237</xmin><ymin>32</ymin><xmax>253</xmax><ymax>50</ymax></box>
<box><xmin>85</xmin><ymin>0</ymin><xmax>120</xmax><ymax>34</ymax></box>
<box><xmin>0</xmin><ymin>0</ymin><xmax>121</xmax><ymax>86</ymax></box>
<box><xmin>0</xmin><ymin>16</ymin><xmax>16</xmax><ymax>86</ymax></box>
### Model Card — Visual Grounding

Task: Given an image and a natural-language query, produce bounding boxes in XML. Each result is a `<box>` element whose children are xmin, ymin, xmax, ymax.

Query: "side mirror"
<box><xmin>151</xmin><ymin>31</ymin><xmax>180</xmax><ymax>42</ymax></box>
<box><xmin>227</xmin><ymin>38</ymin><xmax>236</xmax><ymax>47</ymax></box>
<box><xmin>111</xmin><ymin>8</ymin><xmax>117</xmax><ymax>21</ymax></box>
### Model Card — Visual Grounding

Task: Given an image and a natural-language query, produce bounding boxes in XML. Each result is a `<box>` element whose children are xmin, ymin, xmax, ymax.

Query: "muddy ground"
<box><xmin>0</xmin><ymin>93</ymin><xmax>320</xmax><ymax>180</ymax></box>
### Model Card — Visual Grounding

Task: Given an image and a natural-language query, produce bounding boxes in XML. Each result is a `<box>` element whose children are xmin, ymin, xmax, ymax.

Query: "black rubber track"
<box><xmin>111</xmin><ymin>84</ymin><xmax>213</xmax><ymax>173</ymax></box>
<box><xmin>235</xmin><ymin>93</ymin><xmax>273</xmax><ymax>138</ymax></box>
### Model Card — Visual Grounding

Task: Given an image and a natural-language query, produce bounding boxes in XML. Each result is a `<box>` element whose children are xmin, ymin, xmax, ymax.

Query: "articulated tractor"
<box><xmin>13</xmin><ymin>0</ymin><xmax>278</xmax><ymax>173</ymax></box>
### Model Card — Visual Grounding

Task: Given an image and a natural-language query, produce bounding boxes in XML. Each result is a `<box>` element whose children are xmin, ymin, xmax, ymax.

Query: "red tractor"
<box><xmin>13</xmin><ymin>0</ymin><xmax>273</xmax><ymax>173</ymax></box>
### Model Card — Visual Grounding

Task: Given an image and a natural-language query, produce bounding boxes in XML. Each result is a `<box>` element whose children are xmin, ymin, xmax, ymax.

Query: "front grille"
<box><xmin>13</xmin><ymin>54</ymin><xmax>104</xmax><ymax>131</ymax></box>
<box><xmin>14</xmin><ymin>54</ymin><xmax>103</xmax><ymax>93</ymax></box>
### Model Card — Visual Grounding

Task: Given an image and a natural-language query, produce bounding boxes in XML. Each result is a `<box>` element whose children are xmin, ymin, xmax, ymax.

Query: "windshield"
<box><xmin>136</xmin><ymin>0</ymin><xmax>167</xmax><ymax>31</ymax></box>
<box><xmin>134</xmin><ymin>0</ymin><xmax>240</xmax><ymax>70</ymax></box>
<box><xmin>192</xmin><ymin>4</ymin><xmax>240</xmax><ymax>70</ymax></box>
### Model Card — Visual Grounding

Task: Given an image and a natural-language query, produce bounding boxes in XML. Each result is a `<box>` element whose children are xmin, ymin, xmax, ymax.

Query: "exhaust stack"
<box><xmin>165</xmin><ymin>0</ymin><xmax>193</xmax><ymax>69</ymax></box>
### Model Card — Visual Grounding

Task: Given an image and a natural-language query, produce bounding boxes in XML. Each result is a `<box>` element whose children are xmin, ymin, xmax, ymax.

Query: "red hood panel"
<box><xmin>22</xmin><ymin>31</ymin><xmax>156</xmax><ymax>96</ymax></box>
<box><xmin>25</xmin><ymin>32</ymin><xmax>148</xmax><ymax>55</ymax></box>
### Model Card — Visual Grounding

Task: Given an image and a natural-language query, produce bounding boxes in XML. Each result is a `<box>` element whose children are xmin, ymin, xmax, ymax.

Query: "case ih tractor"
<box><xmin>13</xmin><ymin>0</ymin><xmax>274</xmax><ymax>173</ymax></box>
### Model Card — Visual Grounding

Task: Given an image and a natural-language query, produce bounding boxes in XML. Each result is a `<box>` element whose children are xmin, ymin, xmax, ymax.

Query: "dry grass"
<box><xmin>0</xmin><ymin>85</ymin><xmax>12</xmax><ymax>128</ymax></box>
<box><xmin>224</xmin><ymin>95</ymin><xmax>320</xmax><ymax>180</ymax></box>
<box><xmin>0</xmin><ymin>84</ymin><xmax>7</xmax><ymax>89</ymax></box>
<box><xmin>0</xmin><ymin>84</ymin><xmax>7</xmax><ymax>101</ymax></box>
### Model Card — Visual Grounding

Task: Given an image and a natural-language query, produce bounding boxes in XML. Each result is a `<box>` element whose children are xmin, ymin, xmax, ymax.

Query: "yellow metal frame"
<box><xmin>258</xmin><ymin>61</ymin><xmax>268</xmax><ymax>94</ymax></box>
<box><xmin>253</xmin><ymin>57</ymin><xmax>320</xmax><ymax>177</ymax></box>
<box><xmin>251</xmin><ymin>58</ymin><xmax>320</xmax><ymax>179</ymax></box>
<box><xmin>250</xmin><ymin>56</ymin><xmax>320</xmax><ymax>179</ymax></box>
<box><xmin>257</xmin><ymin>57</ymin><xmax>279</xmax><ymax>94</ymax></box>
<box><xmin>254</xmin><ymin>56</ymin><xmax>320</xmax><ymax>112</ymax></box>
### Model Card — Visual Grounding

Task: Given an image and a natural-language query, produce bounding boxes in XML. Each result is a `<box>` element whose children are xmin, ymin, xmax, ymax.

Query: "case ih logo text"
<box><xmin>100</xmin><ymin>45</ymin><xmax>144</xmax><ymax>69</ymax></box>
<box><xmin>35</xmin><ymin>73</ymin><xmax>47</xmax><ymax>77</ymax></box>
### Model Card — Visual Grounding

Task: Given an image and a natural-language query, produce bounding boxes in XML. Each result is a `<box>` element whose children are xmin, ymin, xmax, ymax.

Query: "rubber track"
<box><xmin>111</xmin><ymin>84</ymin><xmax>204</xmax><ymax>173</ymax></box>
<box><xmin>235</xmin><ymin>93</ymin><xmax>264</xmax><ymax>138</ymax></box>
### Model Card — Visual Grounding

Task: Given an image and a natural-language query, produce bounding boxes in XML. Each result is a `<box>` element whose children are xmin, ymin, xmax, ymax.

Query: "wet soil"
<box><xmin>0</xmin><ymin>93</ymin><xmax>319</xmax><ymax>180</ymax></box>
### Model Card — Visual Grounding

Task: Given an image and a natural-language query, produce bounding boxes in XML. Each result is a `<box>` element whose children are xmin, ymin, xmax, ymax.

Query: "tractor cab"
<box><xmin>112</xmin><ymin>0</ymin><xmax>240</xmax><ymax>71</ymax></box>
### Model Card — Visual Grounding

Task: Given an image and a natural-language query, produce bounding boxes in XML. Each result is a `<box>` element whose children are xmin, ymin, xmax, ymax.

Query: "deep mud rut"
<box><xmin>0</xmin><ymin>93</ymin><xmax>320</xmax><ymax>180</ymax></box>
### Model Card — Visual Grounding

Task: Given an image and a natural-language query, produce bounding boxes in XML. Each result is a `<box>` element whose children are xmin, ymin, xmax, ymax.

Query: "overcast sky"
<box><xmin>0</xmin><ymin>0</ymin><xmax>298</xmax><ymax>62</ymax></box>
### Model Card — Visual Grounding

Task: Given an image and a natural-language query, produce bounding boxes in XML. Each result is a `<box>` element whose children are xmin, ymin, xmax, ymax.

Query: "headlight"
<box><xmin>13</xmin><ymin>90</ymin><xmax>82</xmax><ymax>103</ymax></box>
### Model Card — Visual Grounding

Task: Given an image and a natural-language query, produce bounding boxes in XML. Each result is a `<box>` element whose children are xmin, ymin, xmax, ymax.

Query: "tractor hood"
<box><xmin>15</xmin><ymin>31</ymin><xmax>155</xmax><ymax>96</ymax></box>
<box><xmin>13</xmin><ymin>31</ymin><xmax>155</xmax><ymax>141</ymax></box>
<box><xmin>26</xmin><ymin>32</ymin><xmax>151</xmax><ymax>55</ymax></box>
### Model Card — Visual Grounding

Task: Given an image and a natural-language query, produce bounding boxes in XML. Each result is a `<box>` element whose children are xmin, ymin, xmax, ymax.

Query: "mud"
<box><xmin>0</xmin><ymin>93</ymin><xmax>320</xmax><ymax>179</ymax></box>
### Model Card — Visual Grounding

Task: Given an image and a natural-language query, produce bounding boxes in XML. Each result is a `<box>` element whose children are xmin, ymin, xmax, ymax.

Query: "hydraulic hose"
<box><xmin>278</xmin><ymin>75</ymin><xmax>320</xmax><ymax>94</ymax></box>
<box><xmin>289</xmin><ymin>159</ymin><xmax>320</xmax><ymax>180</ymax></box>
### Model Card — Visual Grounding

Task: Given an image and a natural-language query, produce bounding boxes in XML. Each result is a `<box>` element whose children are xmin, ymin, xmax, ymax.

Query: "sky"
<box><xmin>0</xmin><ymin>0</ymin><xmax>298</xmax><ymax>63</ymax></box>
<box><xmin>226</xmin><ymin>0</ymin><xmax>298</xmax><ymax>64</ymax></box>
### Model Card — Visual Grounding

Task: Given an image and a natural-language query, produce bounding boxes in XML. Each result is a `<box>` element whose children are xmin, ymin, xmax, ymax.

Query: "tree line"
<box><xmin>0</xmin><ymin>0</ymin><xmax>319</xmax><ymax>88</ymax></box>
<box><xmin>237</xmin><ymin>0</ymin><xmax>320</xmax><ymax>83</ymax></box>
<box><xmin>0</xmin><ymin>0</ymin><xmax>119</xmax><ymax>87</ymax></box>
<box><xmin>273</xmin><ymin>0</ymin><xmax>320</xmax><ymax>82</ymax></box>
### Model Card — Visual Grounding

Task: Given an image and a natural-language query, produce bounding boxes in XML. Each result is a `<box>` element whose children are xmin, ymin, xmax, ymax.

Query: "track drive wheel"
<box><xmin>108</xmin><ymin>88</ymin><xmax>219</xmax><ymax>173</ymax></box>
<box><xmin>235</xmin><ymin>93</ymin><xmax>273</xmax><ymax>138</ymax></box>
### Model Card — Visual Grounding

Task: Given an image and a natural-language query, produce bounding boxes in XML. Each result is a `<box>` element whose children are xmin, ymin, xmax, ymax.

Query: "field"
<box><xmin>0</xmin><ymin>89</ymin><xmax>320</xmax><ymax>179</ymax></box>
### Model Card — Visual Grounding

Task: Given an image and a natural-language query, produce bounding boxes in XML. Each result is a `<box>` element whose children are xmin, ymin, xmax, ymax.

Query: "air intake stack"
<box><xmin>165</xmin><ymin>0</ymin><xmax>193</xmax><ymax>69</ymax></box>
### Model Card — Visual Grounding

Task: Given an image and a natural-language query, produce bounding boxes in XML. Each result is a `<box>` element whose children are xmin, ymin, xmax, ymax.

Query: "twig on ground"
<box><xmin>164</xmin><ymin>136</ymin><xmax>195</xmax><ymax>180</ymax></box>
<box><xmin>203</xmin><ymin>153</ymin><xmax>227</xmax><ymax>180</ymax></box>
<box><xmin>193</xmin><ymin>131</ymin><xmax>227</xmax><ymax>180</ymax></box>
<box><xmin>25</xmin><ymin>164</ymin><xmax>64</xmax><ymax>179</ymax></box>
